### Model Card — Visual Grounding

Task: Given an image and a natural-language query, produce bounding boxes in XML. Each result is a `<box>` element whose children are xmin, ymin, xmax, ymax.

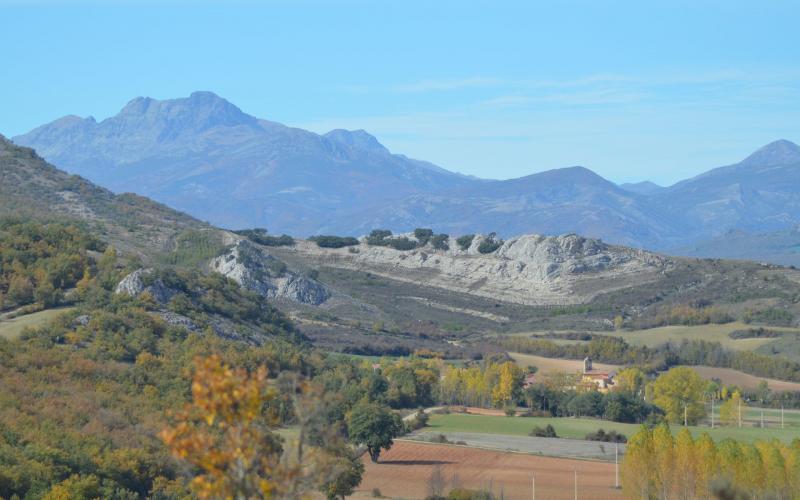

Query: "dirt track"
<box><xmin>353</xmin><ymin>441</ymin><xmax>623</xmax><ymax>499</ymax></box>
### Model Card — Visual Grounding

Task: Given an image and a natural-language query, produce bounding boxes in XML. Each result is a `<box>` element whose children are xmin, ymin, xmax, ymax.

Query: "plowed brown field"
<box><xmin>352</xmin><ymin>441</ymin><xmax>623</xmax><ymax>499</ymax></box>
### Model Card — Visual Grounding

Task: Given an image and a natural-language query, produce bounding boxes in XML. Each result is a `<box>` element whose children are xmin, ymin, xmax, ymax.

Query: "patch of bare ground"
<box><xmin>353</xmin><ymin>441</ymin><xmax>622</xmax><ymax>499</ymax></box>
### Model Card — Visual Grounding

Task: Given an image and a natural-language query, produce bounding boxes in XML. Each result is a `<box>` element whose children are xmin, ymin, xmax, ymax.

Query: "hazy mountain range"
<box><xmin>13</xmin><ymin>91</ymin><xmax>800</xmax><ymax>264</ymax></box>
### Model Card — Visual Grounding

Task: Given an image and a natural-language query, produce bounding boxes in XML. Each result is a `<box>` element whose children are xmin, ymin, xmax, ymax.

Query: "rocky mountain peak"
<box><xmin>740</xmin><ymin>139</ymin><xmax>800</xmax><ymax>168</ymax></box>
<box><xmin>324</xmin><ymin>129</ymin><xmax>389</xmax><ymax>154</ymax></box>
<box><xmin>116</xmin><ymin>91</ymin><xmax>258</xmax><ymax>133</ymax></box>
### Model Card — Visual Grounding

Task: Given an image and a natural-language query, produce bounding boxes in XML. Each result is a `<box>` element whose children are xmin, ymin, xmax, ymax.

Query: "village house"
<box><xmin>580</xmin><ymin>356</ymin><xmax>615</xmax><ymax>393</ymax></box>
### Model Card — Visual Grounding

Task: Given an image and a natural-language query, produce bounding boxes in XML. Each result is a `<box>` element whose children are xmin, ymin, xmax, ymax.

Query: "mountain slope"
<box><xmin>658</xmin><ymin>140</ymin><xmax>800</xmax><ymax>246</ymax></box>
<box><xmin>13</xmin><ymin>92</ymin><xmax>800</xmax><ymax>260</ymax></box>
<box><xmin>14</xmin><ymin>92</ymin><xmax>472</xmax><ymax>232</ymax></box>
<box><xmin>330</xmin><ymin>167</ymin><xmax>681</xmax><ymax>248</ymax></box>
<box><xmin>674</xmin><ymin>227</ymin><xmax>800</xmax><ymax>267</ymax></box>
<box><xmin>0</xmin><ymin>134</ymin><xmax>207</xmax><ymax>259</ymax></box>
<box><xmin>14</xmin><ymin>92</ymin><xmax>674</xmax><ymax>246</ymax></box>
<box><xmin>619</xmin><ymin>181</ymin><xmax>666</xmax><ymax>195</ymax></box>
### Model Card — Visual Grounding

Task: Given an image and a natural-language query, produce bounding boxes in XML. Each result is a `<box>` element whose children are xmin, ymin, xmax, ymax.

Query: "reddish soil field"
<box><xmin>353</xmin><ymin>441</ymin><xmax>623</xmax><ymax>499</ymax></box>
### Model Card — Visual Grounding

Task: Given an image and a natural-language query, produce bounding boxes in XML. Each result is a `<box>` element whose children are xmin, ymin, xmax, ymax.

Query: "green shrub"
<box><xmin>477</xmin><ymin>233</ymin><xmax>503</xmax><ymax>254</ymax></box>
<box><xmin>529</xmin><ymin>424</ymin><xmax>557</xmax><ymax>438</ymax></box>
<box><xmin>159</xmin><ymin>229</ymin><xmax>228</xmax><ymax>267</ymax></box>
<box><xmin>585</xmin><ymin>428</ymin><xmax>627</xmax><ymax>443</ymax></box>
<box><xmin>387</xmin><ymin>237</ymin><xmax>416</xmax><ymax>251</ymax></box>
<box><xmin>309</xmin><ymin>235</ymin><xmax>360</xmax><ymax>248</ymax></box>
<box><xmin>431</xmin><ymin>234</ymin><xmax>449</xmax><ymax>250</ymax></box>
<box><xmin>366</xmin><ymin>229</ymin><xmax>392</xmax><ymax>246</ymax></box>
<box><xmin>414</xmin><ymin>228</ymin><xmax>434</xmax><ymax>245</ymax></box>
<box><xmin>456</xmin><ymin>234</ymin><xmax>475</xmax><ymax>250</ymax></box>
<box><xmin>234</xmin><ymin>228</ymin><xmax>295</xmax><ymax>247</ymax></box>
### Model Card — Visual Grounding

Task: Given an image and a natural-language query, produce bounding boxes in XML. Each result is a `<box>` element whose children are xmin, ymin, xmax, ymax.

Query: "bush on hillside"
<box><xmin>431</xmin><ymin>234</ymin><xmax>449</xmax><ymax>250</ymax></box>
<box><xmin>309</xmin><ymin>235</ymin><xmax>360</xmax><ymax>248</ymax></box>
<box><xmin>456</xmin><ymin>234</ymin><xmax>475</xmax><ymax>251</ymax></box>
<box><xmin>387</xmin><ymin>237</ymin><xmax>416</xmax><ymax>251</ymax></box>
<box><xmin>414</xmin><ymin>228</ymin><xmax>434</xmax><ymax>245</ymax></box>
<box><xmin>366</xmin><ymin>229</ymin><xmax>392</xmax><ymax>246</ymax></box>
<box><xmin>477</xmin><ymin>233</ymin><xmax>503</xmax><ymax>254</ymax></box>
<box><xmin>234</xmin><ymin>228</ymin><xmax>295</xmax><ymax>247</ymax></box>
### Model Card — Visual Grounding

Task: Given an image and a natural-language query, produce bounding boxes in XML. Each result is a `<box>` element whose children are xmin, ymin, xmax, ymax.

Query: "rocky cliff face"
<box><xmin>277</xmin><ymin>233</ymin><xmax>671</xmax><ymax>306</ymax></box>
<box><xmin>210</xmin><ymin>240</ymin><xmax>330</xmax><ymax>305</ymax></box>
<box><xmin>114</xmin><ymin>268</ymin><xmax>177</xmax><ymax>304</ymax></box>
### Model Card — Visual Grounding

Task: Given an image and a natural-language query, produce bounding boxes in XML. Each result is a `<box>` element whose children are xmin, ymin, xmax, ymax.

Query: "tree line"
<box><xmin>623</xmin><ymin>424</ymin><xmax>800</xmax><ymax>499</ymax></box>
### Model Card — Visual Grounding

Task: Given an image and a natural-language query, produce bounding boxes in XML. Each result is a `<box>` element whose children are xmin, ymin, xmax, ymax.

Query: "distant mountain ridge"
<box><xmin>16</xmin><ymin>91</ymin><xmax>471</xmax><ymax>232</ymax></box>
<box><xmin>13</xmin><ymin>92</ymin><xmax>800</xmax><ymax>261</ymax></box>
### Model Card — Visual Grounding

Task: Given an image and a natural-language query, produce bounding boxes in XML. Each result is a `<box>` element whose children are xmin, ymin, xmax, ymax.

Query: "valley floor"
<box><xmin>424</xmin><ymin>412</ymin><xmax>800</xmax><ymax>445</ymax></box>
<box><xmin>353</xmin><ymin>441</ymin><xmax>622</xmax><ymax>500</ymax></box>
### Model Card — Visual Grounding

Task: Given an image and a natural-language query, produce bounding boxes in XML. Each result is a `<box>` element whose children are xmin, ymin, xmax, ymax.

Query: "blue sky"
<box><xmin>1</xmin><ymin>0</ymin><xmax>798</xmax><ymax>185</ymax></box>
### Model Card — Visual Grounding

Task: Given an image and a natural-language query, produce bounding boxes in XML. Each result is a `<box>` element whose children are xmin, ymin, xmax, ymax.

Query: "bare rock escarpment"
<box><xmin>279</xmin><ymin>233</ymin><xmax>671</xmax><ymax>306</ymax></box>
<box><xmin>210</xmin><ymin>240</ymin><xmax>330</xmax><ymax>305</ymax></box>
<box><xmin>114</xmin><ymin>268</ymin><xmax>177</xmax><ymax>304</ymax></box>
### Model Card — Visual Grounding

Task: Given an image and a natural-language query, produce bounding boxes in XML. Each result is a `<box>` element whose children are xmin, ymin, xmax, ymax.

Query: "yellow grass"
<box><xmin>508</xmin><ymin>352</ymin><xmax>619</xmax><ymax>373</ymax></box>
<box><xmin>510</xmin><ymin>322</ymin><xmax>800</xmax><ymax>352</ymax></box>
<box><xmin>0</xmin><ymin>307</ymin><xmax>74</xmax><ymax>340</ymax></box>
<box><xmin>607</xmin><ymin>322</ymin><xmax>800</xmax><ymax>350</ymax></box>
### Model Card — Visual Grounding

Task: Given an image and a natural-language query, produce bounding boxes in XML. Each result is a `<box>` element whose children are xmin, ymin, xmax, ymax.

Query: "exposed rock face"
<box><xmin>114</xmin><ymin>268</ymin><xmax>177</xmax><ymax>304</ymax></box>
<box><xmin>156</xmin><ymin>311</ymin><xmax>199</xmax><ymax>332</ymax></box>
<box><xmin>210</xmin><ymin>240</ymin><xmax>330</xmax><ymax>305</ymax></box>
<box><xmin>280</xmin><ymin>233</ymin><xmax>671</xmax><ymax>306</ymax></box>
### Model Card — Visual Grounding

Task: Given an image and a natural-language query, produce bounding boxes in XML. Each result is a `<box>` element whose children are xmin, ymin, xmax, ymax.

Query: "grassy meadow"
<box><xmin>0</xmin><ymin>307</ymin><xmax>75</xmax><ymax>340</ymax></box>
<box><xmin>426</xmin><ymin>412</ymin><xmax>800</xmax><ymax>445</ymax></box>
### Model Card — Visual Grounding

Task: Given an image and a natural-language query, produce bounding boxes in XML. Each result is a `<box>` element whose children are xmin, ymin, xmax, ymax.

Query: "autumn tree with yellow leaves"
<box><xmin>719</xmin><ymin>390</ymin><xmax>745</xmax><ymax>427</ymax></box>
<box><xmin>160</xmin><ymin>355</ymin><xmax>350</xmax><ymax>499</ymax></box>
<box><xmin>650</xmin><ymin>367</ymin><xmax>707</xmax><ymax>425</ymax></box>
<box><xmin>622</xmin><ymin>425</ymin><xmax>800</xmax><ymax>499</ymax></box>
<box><xmin>160</xmin><ymin>355</ymin><xmax>283</xmax><ymax>498</ymax></box>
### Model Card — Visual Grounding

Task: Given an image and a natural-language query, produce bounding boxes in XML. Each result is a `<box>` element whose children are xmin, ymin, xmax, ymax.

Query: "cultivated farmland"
<box><xmin>508</xmin><ymin>352</ymin><xmax>800</xmax><ymax>390</ymax></box>
<box><xmin>353</xmin><ymin>441</ymin><xmax>622</xmax><ymax>499</ymax></box>
<box><xmin>507</xmin><ymin>352</ymin><xmax>620</xmax><ymax>374</ymax></box>
<box><xmin>426</xmin><ymin>413</ymin><xmax>800</xmax><ymax>445</ymax></box>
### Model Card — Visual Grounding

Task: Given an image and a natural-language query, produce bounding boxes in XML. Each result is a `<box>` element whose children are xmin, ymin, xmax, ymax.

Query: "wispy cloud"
<box><xmin>341</xmin><ymin>69</ymin><xmax>800</xmax><ymax>110</ymax></box>
<box><xmin>390</xmin><ymin>77</ymin><xmax>503</xmax><ymax>93</ymax></box>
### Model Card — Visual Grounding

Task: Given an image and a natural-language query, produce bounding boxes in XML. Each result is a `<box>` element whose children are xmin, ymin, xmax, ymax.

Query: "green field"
<box><xmin>513</xmin><ymin>322</ymin><xmax>800</xmax><ymax>356</ymax></box>
<box><xmin>607</xmin><ymin>322</ymin><xmax>800</xmax><ymax>351</ymax></box>
<box><xmin>427</xmin><ymin>412</ymin><xmax>800</xmax><ymax>445</ymax></box>
<box><xmin>0</xmin><ymin>307</ymin><xmax>75</xmax><ymax>340</ymax></box>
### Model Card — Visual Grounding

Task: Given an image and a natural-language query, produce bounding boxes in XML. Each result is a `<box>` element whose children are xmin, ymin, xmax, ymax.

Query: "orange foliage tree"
<box><xmin>161</xmin><ymin>355</ymin><xmax>350</xmax><ymax>499</ymax></box>
<box><xmin>160</xmin><ymin>355</ymin><xmax>282</xmax><ymax>498</ymax></box>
